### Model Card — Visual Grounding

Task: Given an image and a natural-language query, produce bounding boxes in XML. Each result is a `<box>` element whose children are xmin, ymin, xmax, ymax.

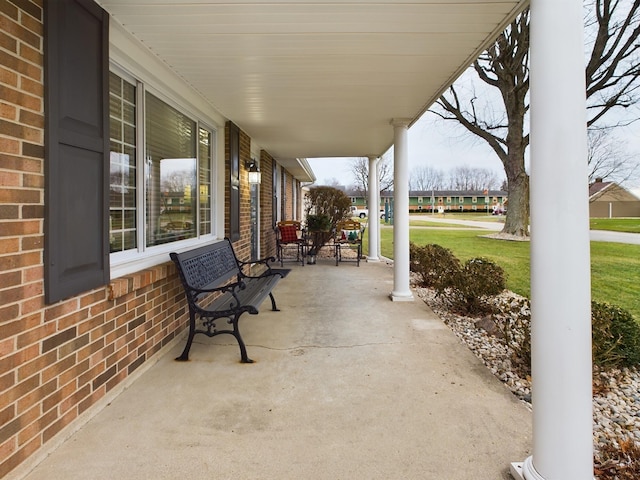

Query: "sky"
<box><xmin>307</xmin><ymin>111</ymin><xmax>640</xmax><ymax>196</ymax></box>
<box><xmin>308</xmin><ymin>113</ymin><xmax>506</xmax><ymax>187</ymax></box>
<box><xmin>307</xmin><ymin>101</ymin><xmax>640</xmax><ymax>197</ymax></box>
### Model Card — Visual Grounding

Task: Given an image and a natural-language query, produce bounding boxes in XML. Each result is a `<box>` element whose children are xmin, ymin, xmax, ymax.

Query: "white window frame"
<box><xmin>108</xmin><ymin>64</ymin><xmax>222</xmax><ymax>279</ymax></box>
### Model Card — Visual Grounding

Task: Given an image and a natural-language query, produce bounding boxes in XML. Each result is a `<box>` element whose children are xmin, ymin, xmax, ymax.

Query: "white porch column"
<box><xmin>512</xmin><ymin>0</ymin><xmax>593</xmax><ymax>479</ymax></box>
<box><xmin>390</xmin><ymin>119</ymin><xmax>413</xmax><ymax>301</ymax></box>
<box><xmin>377</xmin><ymin>162</ymin><xmax>382</xmax><ymax>259</ymax></box>
<box><xmin>367</xmin><ymin>155</ymin><xmax>380</xmax><ymax>261</ymax></box>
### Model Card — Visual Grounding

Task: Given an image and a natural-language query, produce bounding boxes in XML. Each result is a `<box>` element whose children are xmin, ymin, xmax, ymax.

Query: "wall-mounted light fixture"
<box><xmin>245</xmin><ymin>158</ymin><xmax>262</xmax><ymax>185</ymax></box>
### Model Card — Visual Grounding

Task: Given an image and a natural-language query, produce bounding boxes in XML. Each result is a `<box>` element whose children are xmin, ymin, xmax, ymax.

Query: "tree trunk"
<box><xmin>502</xmin><ymin>147</ymin><xmax>529</xmax><ymax>237</ymax></box>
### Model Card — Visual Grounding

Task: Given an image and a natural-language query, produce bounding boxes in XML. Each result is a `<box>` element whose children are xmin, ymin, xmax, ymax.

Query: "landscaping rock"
<box><xmin>412</xmin><ymin>277</ymin><xmax>640</xmax><ymax>479</ymax></box>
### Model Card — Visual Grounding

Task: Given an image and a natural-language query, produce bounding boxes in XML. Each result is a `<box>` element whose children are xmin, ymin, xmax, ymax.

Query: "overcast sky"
<box><xmin>308</xmin><ymin>113</ymin><xmax>505</xmax><ymax>186</ymax></box>
<box><xmin>307</xmin><ymin>107</ymin><xmax>640</xmax><ymax>196</ymax></box>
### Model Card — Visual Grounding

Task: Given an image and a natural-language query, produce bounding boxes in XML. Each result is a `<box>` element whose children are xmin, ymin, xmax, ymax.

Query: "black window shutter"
<box><xmin>228</xmin><ymin>122</ymin><xmax>240</xmax><ymax>242</ymax></box>
<box><xmin>44</xmin><ymin>0</ymin><xmax>110</xmax><ymax>304</ymax></box>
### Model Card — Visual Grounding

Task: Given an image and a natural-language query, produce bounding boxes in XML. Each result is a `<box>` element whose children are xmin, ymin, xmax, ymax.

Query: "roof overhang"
<box><xmin>98</xmin><ymin>0</ymin><xmax>528</xmax><ymax>166</ymax></box>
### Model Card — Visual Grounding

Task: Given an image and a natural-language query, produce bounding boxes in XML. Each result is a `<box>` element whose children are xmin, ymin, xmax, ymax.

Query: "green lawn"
<box><xmin>590</xmin><ymin>218</ymin><xmax>640</xmax><ymax>233</ymax></box>
<box><xmin>408</xmin><ymin>220</ymin><xmax>481</xmax><ymax>228</ymax></box>
<box><xmin>372</xmin><ymin>226</ymin><xmax>640</xmax><ymax>320</ymax></box>
<box><xmin>410</xmin><ymin>212</ymin><xmax>504</xmax><ymax>222</ymax></box>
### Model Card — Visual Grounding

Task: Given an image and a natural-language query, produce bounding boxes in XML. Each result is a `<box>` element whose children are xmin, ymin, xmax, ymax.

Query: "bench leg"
<box><xmin>230</xmin><ymin>313</ymin><xmax>254</xmax><ymax>363</ymax></box>
<box><xmin>176</xmin><ymin>313</ymin><xmax>197</xmax><ymax>361</ymax></box>
<box><xmin>269</xmin><ymin>292</ymin><xmax>280</xmax><ymax>312</ymax></box>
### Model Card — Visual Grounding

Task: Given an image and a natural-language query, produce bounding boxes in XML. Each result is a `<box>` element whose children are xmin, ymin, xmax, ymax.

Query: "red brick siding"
<box><xmin>260</xmin><ymin>151</ymin><xmax>277</xmax><ymax>258</ymax></box>
<box><xmin>224</xmin><ymin>123</ymin><xmax>252</xmax><ymax>260</ymax></box>
<box><xmin>283</xmin><ymin>170</ymin><xmax>294</xmax><ymax>220</ymax></box>
<box><xmin>0</xmin><ymin>3</ymin><xmax>292</xmax><ymax>477</ymax></box>
<box><xmin>0</xmin><ymin>4</ymin><xmax>192</xmax><ymax>477</ymax></box>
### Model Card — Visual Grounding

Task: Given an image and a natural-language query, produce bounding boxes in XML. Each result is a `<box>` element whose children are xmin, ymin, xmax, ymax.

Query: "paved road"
<box><xmin>589</xmin><ymin>230</ymin><xmax>640</xmax><ymax>245</ymax></box>
<box><xmin>407</xmin><ymin>215</ymin><xmax>640</xmax><ymax>245</ymax></box>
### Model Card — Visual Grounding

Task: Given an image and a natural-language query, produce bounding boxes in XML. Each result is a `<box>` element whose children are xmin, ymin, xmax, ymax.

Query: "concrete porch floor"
<box><xmin>17</xmin><ymin>259</ymin><xmax>531</xmax><ymax>480</ymax></box>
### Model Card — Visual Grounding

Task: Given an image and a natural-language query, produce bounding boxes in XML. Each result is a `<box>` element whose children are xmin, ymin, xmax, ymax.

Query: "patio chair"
<box><xmin>276</xmin><ymin>220</ymin><xmax>305</xmax><ymax>266</ymax></box>
<box><xmin>334</xmin><ymin>220</ymin><xmax>364</xmax><ymax>266</ymax></box>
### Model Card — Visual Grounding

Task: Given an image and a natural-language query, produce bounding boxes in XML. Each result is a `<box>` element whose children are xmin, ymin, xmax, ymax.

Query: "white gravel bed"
<box><xmin>413</xmin><ymin>285</ymin><xmax>640</xmax><ymax>454</ymax></box>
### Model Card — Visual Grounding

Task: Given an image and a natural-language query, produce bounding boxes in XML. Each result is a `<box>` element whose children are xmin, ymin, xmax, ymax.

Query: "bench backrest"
<box><xmin>170</xmin><ymin>239</ymin><xmax>240</xmax><ymax>298</ymax></box>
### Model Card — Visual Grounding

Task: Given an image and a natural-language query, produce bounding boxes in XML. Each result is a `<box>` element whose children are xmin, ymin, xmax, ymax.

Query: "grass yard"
<box><xmin>408</xmin><ymin>220</ymin><xmax>482</xmax><ymax>228</ymax></box>
<box><xmin>590</xmin><ymin>218</ymin><xmax>640</xmax><ymax>233</ymax></box>
<box><xmin>410</xmin><ymin>212</ymin><xmax>504</xmax><ymax>222</ymax></box>
<box><xmin>373</xmin><ymin>226</ymin><xmax>640</xmax><ymax>320</ymax></box>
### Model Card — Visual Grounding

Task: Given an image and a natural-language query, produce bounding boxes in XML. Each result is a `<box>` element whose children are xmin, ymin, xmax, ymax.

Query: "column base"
<box><xmin>510</xmin><ymin>462</ymin><xmax>524</xmax><ymax>480</ymax></box>
<box><xmin>389</xmin><ymin>291</ymin><xmax>414</xmax><ymax>302</ymax></box>
<box><xmin>510</xmin><ymin>457</ymin><xmax>548</xmax><ymax>480</ymax></box>
<box><xmin>366</xmin><ymin>256</ymin><xmax>380</xmax><ymax>262</ymax></box>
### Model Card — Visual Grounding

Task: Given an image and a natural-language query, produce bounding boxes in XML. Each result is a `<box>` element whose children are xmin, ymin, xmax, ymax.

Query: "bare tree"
<box><xmin>409</xmin><ymin>165</ymin><xmax>445</xmax><ymax>190</ymax></box>
<box><xmin>322</xmin><ymin>177</ymin><xmax>343</xmax><ymax>187</ymax></box>
<box><xmin>587</xmin><ymin>128</ymin><xmax>639</xmax><ymax>184</ymax></box>
<box><xmin>431</xmin><ymin>1</ymin><xmax>640</xmax><ymax>237</ymax></box>
<box><xmin>447</xmin><ymin>165</ymin><xmax>502</xmax><ymax>190</ymax></box>
<box><xmin>161</xmin><ymin>170</ymin><xmax>194</xmax><ymax>193</ymax></box>
<box><xmin>350</xmin><ymin>155</ymin><xmax>394</xmax><ymax>197</ymax></box>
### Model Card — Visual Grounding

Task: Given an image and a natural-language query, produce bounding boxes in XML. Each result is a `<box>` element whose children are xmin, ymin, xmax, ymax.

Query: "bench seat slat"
<box><xmin>203</xmin><ymin>275</ymin><xmax>282</xmax><ymax>316</ymax></box>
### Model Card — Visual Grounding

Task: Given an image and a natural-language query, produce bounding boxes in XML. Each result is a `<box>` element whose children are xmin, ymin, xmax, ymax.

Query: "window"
<box><xmin>459</xmin><ymin>196</ymin><xmax>464</xmax><ymax>203</ymax></box>
<box><xmin>199</xmin><ymin>128</ymin><xmax>212</xmax><ymax>235</ymax></box>
<box><xmin>446</xmin><ymin>197</ymin><xmax>451</xmax><ymax>204</ymax></box>
<box><xmin>109</xmin><ymin>71</ymin><xmax>215</xmax><ymax>258</ymax></box>
<box><xmin>109</xmin><ymin>73</ymin><xmax>137</xmax><ymax>253</ymax></box>
<box><xmin>472</xmin><ymin>196</ymin><xmax>478</xmax><ymax>203</ymax></box>
<box><xmin>472</xmin><ymin>205</ymin><xmax>477</xmax><ymax>211</ymax></box>
<box><xmin>417</xmin><ymin>196</ymin><xmax>423</xmax><ymax>204</ymax></box>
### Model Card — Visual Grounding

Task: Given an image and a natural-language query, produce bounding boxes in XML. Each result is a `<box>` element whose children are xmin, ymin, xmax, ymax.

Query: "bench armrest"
<box><xmin>237</xmin><ymin>256</ymin><xmax>279</xmax><ymax>278</ymax></box>
<box><xmin>187</xmin><ymin>279</ymin><xmax>243</xmax><ymax>297</ymax></box>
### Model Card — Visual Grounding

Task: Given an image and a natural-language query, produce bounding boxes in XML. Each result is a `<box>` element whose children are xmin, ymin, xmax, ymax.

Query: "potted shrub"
<box><xmin>305</xmin><ymin>213</ymin><xmax>332</xmax><ymax>233</ymax></box>
<box><xmin>304</xmin><ymin>186</ymin><xmax>351</xmax><ymax>263</ymax></box>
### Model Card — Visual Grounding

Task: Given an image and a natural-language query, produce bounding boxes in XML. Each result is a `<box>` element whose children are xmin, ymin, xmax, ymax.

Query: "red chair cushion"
<box><xmin>279</xmin><ymin>225</ymin><xmax>299</xmax><ymax>243</ymax></box>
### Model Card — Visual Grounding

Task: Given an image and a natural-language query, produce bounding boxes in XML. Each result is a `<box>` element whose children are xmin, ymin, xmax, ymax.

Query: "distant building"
<box><xmin>344</xmin><ymin>188</ymin><xmax>508</xmax><ymax>214</ymax></box>
<box><xmin>589</xmin><ymin>178</ymin><xmax>640</xmax><ymax>218</ymax></box>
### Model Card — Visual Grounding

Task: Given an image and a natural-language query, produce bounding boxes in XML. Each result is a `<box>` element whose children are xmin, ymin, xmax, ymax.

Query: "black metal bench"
<box><xmin>170</xmin><ymin>238</ymin><xmax>290</xmax><ymax>363</ymax></box>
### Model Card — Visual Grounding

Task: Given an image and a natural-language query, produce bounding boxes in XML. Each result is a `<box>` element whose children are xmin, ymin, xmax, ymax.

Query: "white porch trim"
<box><xmin>390</xmin><ymin>119</ymin><xmax>413</xmax><ymax>302</ymax></box>
<box><xmin>512</xmin><ymin>0</ymin><xmax>594</xmax><ymax>478</ymax></box>
<box><xmin>367</xmin><ymin>155</ymin><xmax>380</xmax><ymax>262</ymax></box>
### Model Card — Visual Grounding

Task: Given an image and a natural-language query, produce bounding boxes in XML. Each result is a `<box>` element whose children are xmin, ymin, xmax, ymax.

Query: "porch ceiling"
<box><xmin>98</xmin><ymin>0</ymin><xmax>527</xmax><ymax>164</ymax></box>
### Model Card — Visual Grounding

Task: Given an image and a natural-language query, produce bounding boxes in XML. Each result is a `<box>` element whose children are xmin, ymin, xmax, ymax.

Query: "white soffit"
<box><xmin>99</xmin><ymin>0</ymin><xmax>528</xmax><ymax>162</ymax></box>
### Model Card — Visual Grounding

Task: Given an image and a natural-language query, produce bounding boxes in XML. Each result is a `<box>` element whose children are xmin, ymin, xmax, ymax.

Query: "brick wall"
<box><xmin>0</xmin><ymin>3</ymin><xmax>189</xmax><ymax>477</ymax></box>
<box><xmin>0</xmin><ymin>2</ymin><xmax>48</xmax><ymax>474</ymax></box>
<box><xmin>0</xmin><ymin>3</ymin><xmax>298</xmax><ymax>476</ymax></box>
<box><xmin>260</xmin><ymin>151</ymin><xmax>276</xmax><ymax>258</ymax></box>
<box><xmin>284</xmin><ymin>170</ymin><xmax>294</xmax><ymax>220</ymax></box>
<box><xmin>224</xmin><ymin>123</ymin><xmax>252</xmax><ymax>261</ymax></box>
